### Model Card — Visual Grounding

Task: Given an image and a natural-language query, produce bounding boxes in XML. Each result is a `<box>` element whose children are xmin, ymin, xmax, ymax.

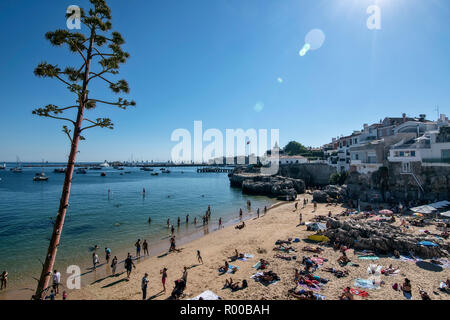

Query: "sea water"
<box><xmin>0</xmin><ymin>164</ymin><xmax>275</xmax><ymax>294</ymax></box>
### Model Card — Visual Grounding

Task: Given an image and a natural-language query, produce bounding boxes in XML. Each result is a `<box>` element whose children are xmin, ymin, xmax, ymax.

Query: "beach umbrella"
<box><xmin>379</xmin><ymin>209</ymin><xmax>393</xmax><ymax>215</ymax></box>
<box><xmin>440</xmin><ymin>211</ymin><xmax>450</xmax><ymax>218</ymax></box>
<box><xmin>412</xmin><ymin>213</ymin><xmax>424</xmax><ymax>217</ymax></box>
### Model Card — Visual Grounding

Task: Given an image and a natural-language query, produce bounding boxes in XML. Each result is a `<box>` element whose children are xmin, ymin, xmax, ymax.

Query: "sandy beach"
<box><xmin>54</xmin><ymin>193</ymin><xmax>449</xmax><ymax>301</ymax></box>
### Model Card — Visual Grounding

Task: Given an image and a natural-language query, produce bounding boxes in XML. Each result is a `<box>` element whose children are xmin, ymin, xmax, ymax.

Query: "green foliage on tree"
<box><xmin>284</xmin><ymin>141</ymin><xmax>308</xmax><ymax>155</ymax></box>
<box><xmin>329</xmin><ymin>171</ymin><xmax>348</xmax><ymax>185</ymax></box>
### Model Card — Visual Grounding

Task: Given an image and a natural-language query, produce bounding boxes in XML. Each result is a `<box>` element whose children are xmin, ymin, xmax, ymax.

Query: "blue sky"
<box><xmin>0</xmin><ymin>0</ymin><xmax>449</xmax><ymax>162</ymax></box>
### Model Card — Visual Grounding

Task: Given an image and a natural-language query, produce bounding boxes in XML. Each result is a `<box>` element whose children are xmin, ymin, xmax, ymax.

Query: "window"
<box><xmin>399</xmin><ymin>151</ymin><xmax>404</xmax><ymax>157</ymax></box>
<box><xmin>411</xmin><ymin>151</ymin><xmax>416</xmax><ymax>157</ymax></box>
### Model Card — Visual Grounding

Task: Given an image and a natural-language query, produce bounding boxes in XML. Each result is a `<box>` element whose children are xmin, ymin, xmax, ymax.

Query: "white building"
<box><xmin>279</xmin><ymin>155</ymin><xmax>308</xmax><ymax>165</ymax></box>
<box><xmin>388</xmin><ymin>125</ymin><xmax>450</xmax><ymax>169</ymax></box>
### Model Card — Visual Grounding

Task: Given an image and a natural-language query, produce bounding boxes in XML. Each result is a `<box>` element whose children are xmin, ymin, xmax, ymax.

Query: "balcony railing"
<box><xmin>422</xmin><ymin>158</ymin><xmax>450</xmax><ymax>164</ymax></box>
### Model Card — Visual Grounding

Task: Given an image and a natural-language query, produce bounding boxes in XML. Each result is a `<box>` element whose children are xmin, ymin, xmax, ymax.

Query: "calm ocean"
<box><xmin>0</xmin><ymin>163</ymin><xmax>275</xmax><ymax>294</ymax></box>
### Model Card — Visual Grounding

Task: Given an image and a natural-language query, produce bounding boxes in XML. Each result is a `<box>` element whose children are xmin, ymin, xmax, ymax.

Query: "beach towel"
<box><xmin>354</xmin><ymin>278</ymin><xmax>379</xmax><ymax>290</ymax></box>
<box><xmin>238</xmin><ymin>254</ymin><xmax>254</xmax><ymax>261</ymax></box>
<box><xmin>358</xmin><ymin>256</ymin><xmax>379</xmax><ymax>260</ymax></box>
<box><xmin>298</xmin><ymin>283</ymin><xmax>321</xmax><ymax>291</ymax></box>
<box><xmin>311</xmin><ymin>257</ymin><xmax>326</xmax><ymax>265</ymax></box>
<box><xmin>227</xmin><ymin>265</ymin><xmax>240</xmax><ymax>274</ymax></box>
<box><xmin>252</xmin><ymin>262</ymin><xmax>261</xmax><ymax>269</ymax></box>
<box><xmin>191</xmin><ymin>290</ymin><xmax>221</xmax><ymax>300</ymax></box>
<box><xmin>391</xmin><ymin>255</ymin><xmax>421</xmax><ymax>263</ymax></box>
<box><xmin>350</xmin><ymin>288</ymin><xmax>369</xmax><ymax>297</ymax></box>
<box><xmin>433</xmin><ymin>258</ymin><xmax>450</xmax><ymax>269</ymax></box>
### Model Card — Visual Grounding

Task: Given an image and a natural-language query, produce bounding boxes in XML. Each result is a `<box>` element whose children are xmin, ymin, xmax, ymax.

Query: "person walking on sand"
<box><xmin>1</xmin><ymin>271</ymin><xmax>7</xmax><ymax>290</ymax></box>
<box><xmin>257</xmin><ymin>208</ymin><xmax>260</xmax><ymax>218</ymax></box>
<box><xmin>182</xmin><ymin>266</ymin><xmax>188</xmax><ymax>284</ymax></box>
<box><xmin>124</xmin><ymin>253</ymin><xmax>135</xmax><ymax>279</ymax></box>
<box><xmin>143</xmin><ymin>240</ymin><xmax>149</xmax><ymax>256</ymax></box>
<box><xmin>264</xmin><ymin>206</ymin><xmax>267</xmax><ymax>214</ymax></box>
<box><xmin>299</xmin><ymin>212</ymin><xmax>303</xmax><ymax>225</ymax></box>
<box><xmin>52</xmin><ymin>270</ymin><xmax>61</xmax><ymax>294</ymax></box>
<box><xmin>197</xmin><ymin>250</ymin><xmax>203</xmax><ymax>264</ymax></box>
<box><xmin>313</xmin><ymin>201</ymin><xmax>317</xmax><ymax>212</ymax></box>
<box><xmin>141</xmin><ymin>273</ymin><xmax>149</xmax><ymax>300</ymax></box>
<box><xmin>194</xmin><ymin>217</ymin><xmax>197</xmax><ymax>225</ymax></box>
<box><xmin>295</xmin><ymin>202</ymin><xmax>298</xmax><ymax>210</ymax></box>
<box><xmin>111</xmin><ymin>256</ymin><xmax>118</xmax><ymax>275</ymax></box>
<box><xmin>135</xmin><ymin>239</ymin><xmax>142</xmax><ymax>258</ymax></box>
<box><xmin>92</xmin><ymin>252</ymin><xmax>99</xmax><ymax>270</ymax></box>
<box><xmin>160</xmin><ymin>267</ymin><xmax>168</xmax><ymax>292</ymax></box>
<box><xmin>105</xmin><ymin>247</ymin><xmax>111</xmax><ymax>264</ymax></box>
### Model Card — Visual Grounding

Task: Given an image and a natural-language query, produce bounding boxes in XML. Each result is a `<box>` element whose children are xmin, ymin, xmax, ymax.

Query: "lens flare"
<box><xmin>305</xmin><ymin>29</ymin><xmax>325</xmax><ymax>50</ymax></box>
<box><xmin>277</xmin><ymin>77</ymin><xmax>283</xmax><ymax>83</ymax></box>
<box><xmin>254</xmin><ymin>102</ymin><xmax>264</xmax><ymax>112</ymax></box>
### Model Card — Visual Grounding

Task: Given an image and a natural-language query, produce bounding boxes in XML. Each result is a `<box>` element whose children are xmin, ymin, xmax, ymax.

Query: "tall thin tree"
<box><xmin>32</xmin><ymin>0</ymin><xmax>135</xmax><ymax>299</ymax></box>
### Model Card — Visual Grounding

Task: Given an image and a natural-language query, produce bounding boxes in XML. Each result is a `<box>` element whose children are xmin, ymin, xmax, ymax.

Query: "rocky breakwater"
<box><xmin>312</xmin><ymin>185</ymin><xmax>348</xmax><ymax>203</ymax></box>
<box><xmin>324</xmin><ymin>218</ymin><xmax>449</xmax><ymax>259</ymax></box>
<box><xmin>229</xmin><ymin>171</ymin><xmax>305</xmax><ymax>199</ymax></box>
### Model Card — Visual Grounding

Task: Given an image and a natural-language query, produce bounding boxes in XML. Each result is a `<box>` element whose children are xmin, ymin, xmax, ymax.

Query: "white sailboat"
<box><xmin>33</xmin><ymin>160</ymin><xmax>49</xmax><ymax>181</ymax></box>
<box><xmin>0</xmin><ymin>162</ymin><xmax>5</xmax><ymax>170</ymax></box>
<box><xmin>11</xmin><ymin>157</ymin><xmax>22</xmax><ymax>173</ymax></box>
<box><xmin>100</xmin><ymin>160</ymin><xmax>110</xmax><ymax>168</ymax></box>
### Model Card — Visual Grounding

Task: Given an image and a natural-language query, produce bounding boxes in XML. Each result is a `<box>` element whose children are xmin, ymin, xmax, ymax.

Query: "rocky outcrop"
<box><xmin>346</xmin><ymin>164</ymin><xmax>450</xmax><ymax>202</ymax></box>
<box><xmin>313</xmin><ymin>185</ymin><xmax>348</xmax><ymax>203</ymax></box>
<box><xmin>325</xmin><ymin>218</ymin><xmax>448</xmax><ymax>259</ymax></box>
<box><xmin>241</xmin><ymin>175</ymin><xmax>305</xmax><ymax>199</ymax></box>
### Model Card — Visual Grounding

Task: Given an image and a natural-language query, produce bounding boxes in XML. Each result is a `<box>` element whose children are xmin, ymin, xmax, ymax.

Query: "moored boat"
<box><xmin>33</xmin><ymin>172</ymin><xmax>49</xmax><ymax>181</ymax></box>
<box><xmin>76</xmin><ymin>168</ymin><xmax>87</xmax><ymax>174</ymax></box>
<box><xmin>54</xmin><ymin>168</ymin><xmax>66</xmax><ymax>173</ymax></box>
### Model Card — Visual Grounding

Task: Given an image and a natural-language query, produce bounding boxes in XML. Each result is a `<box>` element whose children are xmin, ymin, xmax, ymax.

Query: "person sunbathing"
<box><xmin>302</xmin><ymin>246</ymin><xmax>323</xmax><ymax>253</ymax></box>
<box><xmin>229</xmin><ymin>249</ymin><xmax>243</xmax><ymax>261</ymax></box>
<box><xmin>218</xmin><ymin>261</ymin><xmax>229</xmax><ymax>274</ymax></box>
<box><xmin>227</xmin><ymin>279</ymin><xmax>248</xmax><ymax>291</ymax></box>
<box><xmin>339</xmin><ymin>287</ymin><xmax>354</xmax><ymax>300</ymax></box>
<box><xmin>235</xmin><ymin>222</ymin><xmax>245</xmax><ymax>230</ymax></box>
<box><xmin>324</xmin><ymin>267</ymin><xmax>349</xmax><ymax>278</ymax></box>
<box><xmin>256</xmin><ymin>271</ymin><xmax>280</xmax><ymax>283</ymax></box>
<box><xmin>383</xmin><ymin>264</ymin><xmax>399</xmax><ymax>275</ymax></box>
<box><xmin>275</xmin><ymin>239</ymin><xmax>292</xmax><ymax>245</ymax></box>
<box><xmin>259</xmin><ymin>259</ymin><xmax>269</xmax><ymax>270</ymax></box>
<box><xmin>302</xmin><ymin>256</ymin><xmax>318</xmax><ymax>270</ymax></box>
<box><xmin>419</xmin><ymin>290</ymin><xmax>431</xmax><ymax>300</ymax></box>
<box><xmin>288</xmin><ymin>288</ymin><xmax>315</xmax><ymax>300</ymax></box>
<box><xmin>338</xmin><ymin>252</ymin><xmax>350</xmax><ymax>266</ymax></box>
<box><xmin>401</xmin><ymin>278</ymin><xmax>412</xmax><ymax>294</ymax></box>
<box><xmin>274</xmin><ymin>254</ymin><xmax>293</xmax><ymax>261</ymax></box>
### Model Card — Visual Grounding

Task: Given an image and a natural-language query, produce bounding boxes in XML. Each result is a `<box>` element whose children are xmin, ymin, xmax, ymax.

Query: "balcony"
<box><xmin>422</xmin><ymin>158</ymin><xmax>450</xmax><ymax>164</ymax></box>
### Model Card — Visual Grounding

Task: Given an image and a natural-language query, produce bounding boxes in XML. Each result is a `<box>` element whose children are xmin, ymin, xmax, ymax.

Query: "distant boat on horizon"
<box><xmin>10</xmin><ymin>157</ymin><xmax>22</xmax><ymax>173</ymax></box>
<box><xmin>0</xmin><ymin>162</ymin><xmax>5</xmax><ymax>170</ymax></box>
<box><xmin>76</xmin><ymin>168</ymin><xmax>87</xmax><ymax>174</ymax></box>
<box><xmin>100</xmin><ymin>160</ymin><xmax>110</xmax><ymax>168</ymax></box>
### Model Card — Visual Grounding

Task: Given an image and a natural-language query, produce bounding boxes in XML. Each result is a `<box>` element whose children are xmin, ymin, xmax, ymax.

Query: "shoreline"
<box><xmin>2</xmin><ymin>195</ymin><xmax>449</xmax><ymax>300</ymax></box>
<box><xmin>0</xmin><ymin>198</ymin><xmax>278</xmax><ymax>300</ymax></box>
